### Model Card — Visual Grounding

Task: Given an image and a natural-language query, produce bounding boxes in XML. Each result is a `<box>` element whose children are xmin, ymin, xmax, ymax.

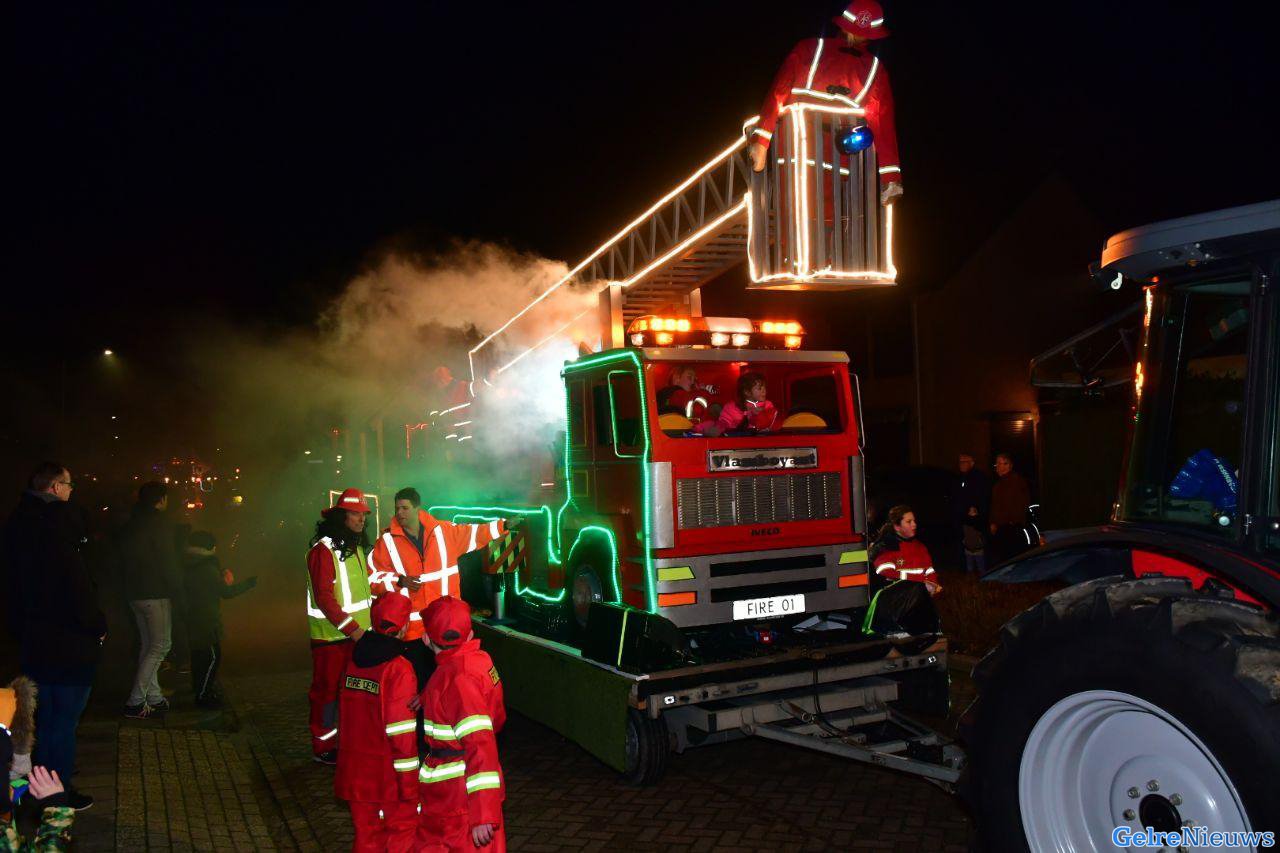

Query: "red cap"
<box><xmin>325</xmin><ymin>487</ymin><xmax>372</xmax><ymax>516</ymax></box>
<box><xmin>833</xmin><ymin>0</ymin><xmax>890</xmax><ymax>39</ymax></box>
<box><xmin>371</xmin><ymin>594</ymin><xmax>412</xmax><ymax>636</ymax></box>
<box><xmin>422</xmin><ymin>596</ymin><xmax>472</xmax><ymax>647</ymax></box>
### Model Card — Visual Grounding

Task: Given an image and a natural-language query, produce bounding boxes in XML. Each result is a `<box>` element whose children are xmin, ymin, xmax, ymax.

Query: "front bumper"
<box><xmin>652</xmin><ymin>542</ymin><xmax>870</xmax><ymax>629</ymax></box>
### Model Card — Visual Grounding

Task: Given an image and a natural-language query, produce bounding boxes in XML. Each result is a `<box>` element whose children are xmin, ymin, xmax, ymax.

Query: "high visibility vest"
<box><xmin>306</xmin><ymin>538</ymin><xmax>372</xmax><ymax>642</ymax></box>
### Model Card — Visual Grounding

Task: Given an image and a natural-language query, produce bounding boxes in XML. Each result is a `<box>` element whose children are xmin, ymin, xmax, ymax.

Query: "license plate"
<box><xmin>732</xmin><ymin>593</ymin><xmax>806</xmax><ymax>621</ymax></box>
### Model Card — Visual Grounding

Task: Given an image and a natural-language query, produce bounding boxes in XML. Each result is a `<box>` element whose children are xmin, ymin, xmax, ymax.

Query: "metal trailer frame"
<box><xmin>475</xmin><ymin>618</ymin><xmax>963</xmax><ymax>788</ymax></box>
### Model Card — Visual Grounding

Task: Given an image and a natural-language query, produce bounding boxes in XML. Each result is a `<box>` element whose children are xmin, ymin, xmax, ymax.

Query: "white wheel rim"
<box><xmin>1019</xmin><ymin>689</ymin><xmax>1252</xmax><ymax>851</ymax></box>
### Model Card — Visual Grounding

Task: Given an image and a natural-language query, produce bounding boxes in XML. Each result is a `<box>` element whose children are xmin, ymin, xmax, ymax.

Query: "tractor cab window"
<box><xmin>1121</xmin><ymin>279</ymin><xmax>1251</xmax><ymax>534</ymax></box>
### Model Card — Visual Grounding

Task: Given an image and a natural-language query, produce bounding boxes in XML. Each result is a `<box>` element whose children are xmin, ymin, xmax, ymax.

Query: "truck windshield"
<box><xmin>1119</xmin><ymin>278</ymin><xmax>1252</xmax><ymax>534</ymax></box>
<box><xmin>653</xmin><ymin>361</ymin><xmax>846</xmax><ymax>437</ymax></box>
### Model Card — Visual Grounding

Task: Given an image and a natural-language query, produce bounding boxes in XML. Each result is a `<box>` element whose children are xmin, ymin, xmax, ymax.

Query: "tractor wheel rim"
<box><xmin>1018</xmin><ymin>689</ymin><xmax>1251</xmax><ymax>849</ymax></box>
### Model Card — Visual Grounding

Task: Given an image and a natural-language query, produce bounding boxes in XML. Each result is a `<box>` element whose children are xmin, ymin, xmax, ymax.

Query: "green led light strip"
<box><xmin>606</xmin><ymin>370</ymin><xmax>644</xmax><ymax>459</ymax></box>
<box><xmin>427</xmin><ymin>504</ymin><xmax>567</xmax><ymax>604</ymax></box>
<box><xmin>565</xmin><ymin>524</ymin><xmax>621</xmax><ymax>602</ymax></box>
<box><xmin>559</xmin><ymin>350</ymin><xmax>657</xmax><ymax>612</ymax></box>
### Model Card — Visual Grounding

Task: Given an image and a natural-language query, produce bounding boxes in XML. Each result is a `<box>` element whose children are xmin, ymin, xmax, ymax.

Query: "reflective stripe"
<box><xmin>468</xmin><ymin>524</ymin><xmax>478</xmax><ymax>553</ymax></box>
<box><xmin>878</xmin><ymin>165</ymin><xmax>901</xmax><ymax>175</ymax></box>
<box><xmin>383</xmin><ymin>532</ymin><xmax>408</xmax><ymax>576</ymax></box>
<box><xmin>875</xmin><ymin>562</ymin><xmax>897</xmax><ymax>573</ymax></box>
<box><xmin>804</xmin><ymin>38</ymin><xmax>825</xmax><ymax>90</ymax></box>
<box><xmin>409</xmin><ymin>611</ymin><xmax>422</xmax><ymax>621</ymax></box>
<box><xmin>419</xmin><ymin>761</ymin><xmax>466</xmax><ymax>783</ymax></box>
<box><xmin>393</xmin><ymin>756</ymin><xmax>420</xmax><ymax>772</ymax></box>
<box><xmin>336</xmin><ymin>616</ymin><xmax>354</xmax><ymax>631</ymax></box>
<box><xmin>306</xmin><ymin>590</ymin><xmax>326</xmax><ymax>619</ymax></box>
<box><xmin>790</xmin><ymin>87</ymin><xmax>860</xmax><ymax>109</ymax></box>
<box><xmin>423</xmin><ymin>720</ymin><xmax>457</xmax><ymax>740</ymax></box>
<box><xmin>335</xmin><ymin>540</ymin><xmax>354</xmax><ymax>607</ymax></box>
<box><xmin>453</xmin><ymin>715</ymin><xmax>494</xmax><ymax>738</ymax></box>
<box><xmin>425</xmin><ymin>527</ymin><xmax>459</xmax><ymax>597</ymax></box>
<box><xmin>488</xmin><ymin>520</ymin><xmax>500</xmax><ymax>539</ymax></box>
<box><xmin>318</xmin><ymin>728</ymin><xmax>338</xmax><ymax>741</ymax></box>
<box><xmin>752</xmin><ymin>128</ymin><xmax>773</xmax><ymax>140</ymax></box>
<box><xmin>466</xmin><ymin>771</ymin><xmax>501</xmax><ymax>793</ymax></box>
<box><xmin>853</xmin><ymin>56</ymin><xmax>880</xmax><ymax>107</ymax></box>
<box><xmin>386</xmin><ymin>719</ymin><xmax>416</xmax><ymax>736</ymax></box>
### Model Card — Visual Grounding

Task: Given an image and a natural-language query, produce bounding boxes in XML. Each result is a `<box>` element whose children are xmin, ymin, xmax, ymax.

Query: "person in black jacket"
<box><xmin>8</xmin><ymin>462</ymin><xmax>105</xmax><ymax>812</ymax></box>
<box><xmin>182</xmin><ymin>531</ymin><xmax>255</xmax><ymax>708</ymax></box>
<box><xmin>119</xmin><ymin>482</ymin><xmax>181</xmax><ymax>719</ymax></box>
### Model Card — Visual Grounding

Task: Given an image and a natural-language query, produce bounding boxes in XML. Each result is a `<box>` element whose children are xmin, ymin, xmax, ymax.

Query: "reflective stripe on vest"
<box><xmin>306</xmin><ymin>539</ymin><xmax>372</xmax><ymax>641</ymax></box>
<box><xmin>419</xmin><ymin>760</ymin><xmax>466</xmax><ymax>783</ymax></box>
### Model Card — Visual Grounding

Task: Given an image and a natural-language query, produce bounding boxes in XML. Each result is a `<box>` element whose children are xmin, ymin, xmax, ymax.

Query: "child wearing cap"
<box><xmin>416</xmin><ymin>596</ymin><xmax>507</xmax><ymax>852</ymax></box>
<box><xmin>334</xmin><ymin>594</ymin><xmax>421</xmax><ymax>853</ymax></box>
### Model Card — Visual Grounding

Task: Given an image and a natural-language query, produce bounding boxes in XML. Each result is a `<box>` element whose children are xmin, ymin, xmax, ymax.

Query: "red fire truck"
<box><xmin>423</xmin><ymin>106</ymin><xmax>964</xmax><ymax>788</ymax></box>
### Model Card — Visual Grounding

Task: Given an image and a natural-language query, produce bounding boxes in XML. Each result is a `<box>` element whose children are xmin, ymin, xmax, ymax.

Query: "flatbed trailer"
<box><xmin>472</xmin><ymin>613</ymin><xmax>963</xmax><ymax>787</ymax></box>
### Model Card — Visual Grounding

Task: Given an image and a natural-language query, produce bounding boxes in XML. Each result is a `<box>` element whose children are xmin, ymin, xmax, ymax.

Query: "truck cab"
<box><xmin>552</xmin><ymin>319</ymin><xmax>871</xmax><ymax>635</ymax></box>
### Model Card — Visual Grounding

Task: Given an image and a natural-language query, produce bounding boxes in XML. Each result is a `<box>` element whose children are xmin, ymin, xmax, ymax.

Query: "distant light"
<box><xmin>103</xmin><ymin>349</ymin><xmax>114</xmax><ymax>356</ymax></box>
<box><xmin>110</xmin><ymin>415</ymin><xmax>117</xmax><ymax>420</ymax></box>
<box><xmin>304</xmin><ymin>450</ymin><xmax>312</xmax><ymax>455</ymax></box>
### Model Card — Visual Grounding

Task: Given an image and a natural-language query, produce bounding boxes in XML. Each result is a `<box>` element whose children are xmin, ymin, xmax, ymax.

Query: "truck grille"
<box><xmin>677</xmin><ymin>472</ymin><xmax>842</xmax><ymax>529</ymax></box>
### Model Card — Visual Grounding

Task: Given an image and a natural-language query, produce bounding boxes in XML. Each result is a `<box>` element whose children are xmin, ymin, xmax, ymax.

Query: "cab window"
<box><xmin>1121</xmin><ymin>279</ymin><xmax>1250</xmax><ymax>534</ymax></box>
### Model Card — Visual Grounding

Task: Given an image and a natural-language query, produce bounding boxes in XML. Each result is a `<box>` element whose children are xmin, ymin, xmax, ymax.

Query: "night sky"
<box><xmin>10</xmin><ymin>1</ymin><xmax>1280</xmax><ymax>483</ymax></box>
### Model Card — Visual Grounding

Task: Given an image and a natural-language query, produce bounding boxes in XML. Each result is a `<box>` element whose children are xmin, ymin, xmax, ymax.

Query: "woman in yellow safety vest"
<box><xmin>305</xmin><ymin>487</ymin><xmax>374</xmax><ymax>764</ymax></box>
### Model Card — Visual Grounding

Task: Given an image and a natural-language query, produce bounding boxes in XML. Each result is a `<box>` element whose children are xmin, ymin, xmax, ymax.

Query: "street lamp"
<box><xmin>103</xmin><ymin>349</ymin><xmax>114</xmax><ymax>357</ymax></box>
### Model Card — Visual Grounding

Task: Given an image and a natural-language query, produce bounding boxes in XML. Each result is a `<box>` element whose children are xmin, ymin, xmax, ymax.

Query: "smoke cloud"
<box><xmin>188</xmin><ymin>240</ymin><xmax>598</xmax><ymax>532</ymax></box>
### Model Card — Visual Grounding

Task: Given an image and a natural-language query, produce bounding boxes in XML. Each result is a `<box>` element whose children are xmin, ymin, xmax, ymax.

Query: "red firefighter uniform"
<box><xmin>306</xmin><ymin>489</ymin><xmax>375</xmax><ymax>758</ymax></box>
<box><xmin>368</xmin><ymin>510</ymin><xmax>503</xmax><ymax>641</ymax></box>
<box><xmin>417</xmin><ymin>597</ymin><xmax>507</xmax><ymax>852</ymax></box>
<box><xmin>871</xmin><ymin>535</ymin><xmax>941</xmax><ymax>594</ymax></box>
<box><xmin>751</xmin><ymin>0</ymin><xmax>901</xmax><ymax>190</ymax></box>
<box><xmin>335</xmin><ymin>596</ymin><xmax>420</xmax><ymax>853</ymax></box>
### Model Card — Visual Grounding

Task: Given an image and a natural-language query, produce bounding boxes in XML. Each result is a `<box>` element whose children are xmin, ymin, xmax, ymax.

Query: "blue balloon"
<box><xmin>837</xmin><ymin>124</ymin><xmax>874</xmax><ymax>155</ymax></box>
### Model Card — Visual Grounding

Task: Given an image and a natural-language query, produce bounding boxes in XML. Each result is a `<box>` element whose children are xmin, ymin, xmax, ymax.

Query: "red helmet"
<box><xmin>422</xmin><ymin>595</ymin><xmax>472</xmax><ymax>648</ymax></box>
<box><xmin>371</xmin><ymin>594</ymin><xmax>412</xmax><ymax>636</ymax></box>
<box><xmin>833</xmin><ymin>0</ymin><xmax>890</xmax><ymax>40</ymax></box>
<box><xmin>325</xmin><ymin>487</ymin><xmax>372</xmax><ymax>516</ymax></box>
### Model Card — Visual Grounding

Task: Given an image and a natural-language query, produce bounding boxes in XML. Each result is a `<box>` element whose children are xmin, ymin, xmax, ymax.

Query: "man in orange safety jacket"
<box><xmin>416</xmin><ymin>596</ymin><xmax>506</xmax><ymax>852</ymax></box>
<box><xmin>749</xmin><ymin>0</ymin><xmax>903</xmax><ymax>206</ymax></box>
<box><xmin>334</xmin><ymin>594</ymin><xmax>420</xmax><ymax>853</ymax></box>
<box><xmin>367</xmin><ymin>488</ymin><xmax>503</xmax><ymax>646</ymax></box>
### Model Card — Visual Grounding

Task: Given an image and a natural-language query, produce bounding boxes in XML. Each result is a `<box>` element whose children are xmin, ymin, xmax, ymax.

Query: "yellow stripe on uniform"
<box><xmin>453</xmin><ymin>715</ymin><xmax>494</xmax><ymax>738</ymax></box>
<box><xmin>423</xmin><ymin>720</ymin><xmax>457</xmax><ymax>740</ymax></box>
<box><xmin>465</xmin><ymin>771</ymin><xmax>501</xmax><ymax>793</ymax></box>
<box><xmin>385</xmin><ymin>719</ymin><xmax>416</xmax><ymax>736</ymax></box>
<box><xmin>393</xmin><ymin>756</ymin><xmax>420</xmax><ymax>772</ymax></box>
<box><xmin>419</xmin><ymin>761</ymin><xmax>466</xmax><ymax>783</ymax></box>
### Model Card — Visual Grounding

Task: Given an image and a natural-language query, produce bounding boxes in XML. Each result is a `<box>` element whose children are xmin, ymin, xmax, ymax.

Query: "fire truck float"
<box><xmin>387</xmin><ymin>96</ymin><xmax>1280</xmax><ymax>847</ymax></box>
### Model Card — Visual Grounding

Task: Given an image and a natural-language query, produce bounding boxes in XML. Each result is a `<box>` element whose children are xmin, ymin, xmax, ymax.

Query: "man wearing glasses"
<box><xmin>3</xmin><ymin>462</ymin><xmax>105</xmax><ymax>811</ymax></box>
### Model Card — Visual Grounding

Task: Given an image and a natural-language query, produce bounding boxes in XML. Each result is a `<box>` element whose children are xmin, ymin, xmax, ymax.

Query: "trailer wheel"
<box><xmin>960</xmin><ymin>576</ymin><xmax>1280</xmax><ymax>851</ymax></box>
<box><xmin>622</xmin><ymin>708</ymin><xmax>670</xmax><ymax>786</ymax></box>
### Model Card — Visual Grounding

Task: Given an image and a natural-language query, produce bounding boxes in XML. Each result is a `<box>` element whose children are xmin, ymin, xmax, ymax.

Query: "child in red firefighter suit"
<box><xmin>417</xmin><ymin>596</ymin><xmax>507</xmax><ymax>852</ymax></box>
<box><xmin>869</xmin><ymin>505</ymin><xmax>941</xmax><ymax>595</ymax></box>
<box><xmin>335</xmin><ymin>594</ymin><xmax>421</xmax><ymax>853</ymax></box>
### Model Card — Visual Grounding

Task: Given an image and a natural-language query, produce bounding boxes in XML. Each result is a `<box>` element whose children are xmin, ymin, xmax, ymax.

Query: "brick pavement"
<box><xmin>228</xmin><ymin>666</ymin><xmax>974</xmax><ymax>852</ymax></box>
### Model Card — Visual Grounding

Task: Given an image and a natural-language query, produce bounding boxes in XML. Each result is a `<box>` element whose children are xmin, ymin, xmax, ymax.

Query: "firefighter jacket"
<box><xmin>869</xmin><ymin>532</ymin><xmax>939</xmax><ymax>590</ymax></box>
<box><xmin>334</xmin><ymin>632</ymin><xmax>420</xmax><ymax>803</ymax></box>
<box><xmin>306</xmin><ymin>538</ymin><xmax>372</xmax><ymax>643</ymax></box>
<box><xmin>368</xmin><ymin>512</ymin><xmax>503</xmax><ymax>640</ymax></box>
<box><xmin>751</xmin><ymin>38</ymin><xmax>901</xmax><ymax>187</ymax></box>
<box><xmin>418</xmin><ymin>639</ymin><xmax>506</xmax><ymax>828</ymax></box>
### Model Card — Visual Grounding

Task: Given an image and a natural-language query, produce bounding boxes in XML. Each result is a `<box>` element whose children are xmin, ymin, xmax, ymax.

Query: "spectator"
<box><xmin>950</xmin><ymin>453</ymin><xmax>990</xmax><ymax>573</ymax></box>
<box><xmin>10</xmin><ymin>463</ymin><xmax>104</xmax><ymax>812</ymax></box>
<box><xmin>182</xmin><ymin>531</ymin><xmax>256</xmax><ymax>709</ymax></box>
<box><xmin>4</xmin><ymin>673</ymin><xmax>76</xmax><ymax>847</ymax></box>
<box><xmin>989</xmin><ymin>453</ymin><xmax>1033</xmax><ymax>565</ymax></box>
<box><xmin>2</xmin><ymin>463</ymin><xmax>74</xmax><ymax>642</ymax></box>
<box><xmin>119</xmin><ymin>482</ymin><xmax>180</xmax><ymax>719</ymax></box>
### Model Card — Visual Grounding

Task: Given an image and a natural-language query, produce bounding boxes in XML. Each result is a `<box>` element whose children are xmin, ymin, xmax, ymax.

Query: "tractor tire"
<box><xmin>621</xmin><ymin>707</ymin><xmax>670</xmax><ymax>786</ymax></box>
<box><xmin>959</xmin><ymin>576</ymin><xmax>1280</xmax><ymax>852</ymax></box>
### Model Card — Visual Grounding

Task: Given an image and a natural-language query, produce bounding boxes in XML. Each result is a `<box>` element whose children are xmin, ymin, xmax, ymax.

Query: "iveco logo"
<box><xmin>751</xmin><ymin>527</ymin><xmax>782</xmax><ymax>537</ymax></box>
